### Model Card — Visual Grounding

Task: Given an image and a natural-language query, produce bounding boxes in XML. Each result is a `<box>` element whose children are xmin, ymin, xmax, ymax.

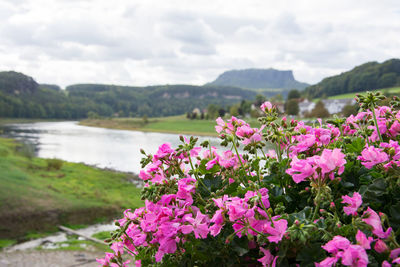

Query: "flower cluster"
<box><xmin>100</xmin><ymin>94</ymin><xmax>400</xmax><ymax>267</ymax></box>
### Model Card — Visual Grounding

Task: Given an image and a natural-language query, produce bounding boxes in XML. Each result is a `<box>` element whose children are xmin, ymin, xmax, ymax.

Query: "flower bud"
<box><xmin>374</xmin><ymin>239</ymin><xmax>388</xmax><ymax>253</ymax></box>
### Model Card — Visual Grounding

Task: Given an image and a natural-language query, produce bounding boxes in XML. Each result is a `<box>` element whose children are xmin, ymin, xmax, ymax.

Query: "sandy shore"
<box><xmin>0</xmin><ymin>250</ymin><xmax>104</xmax><ymax>267</ymax></box>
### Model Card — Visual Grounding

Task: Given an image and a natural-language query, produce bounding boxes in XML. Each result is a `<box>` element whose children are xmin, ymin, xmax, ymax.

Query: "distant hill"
<box><xmin>207</xmin><ymin>68</ymin><xmax>309</xmax><ymax>90</ymax></box>
<box><xmin>0</xmin><ymin>70</ymin><xmax>257</xmax><ymax>119</ymax></box>
<box><xmin>305</xmin><ymin>58</ymin><xmax>400</xmax><ymax>98</ymax></box>
<box><xmin>0</xmin><ymin>71</ymin><xmax>38</xmax><ymax>95</ymax></box>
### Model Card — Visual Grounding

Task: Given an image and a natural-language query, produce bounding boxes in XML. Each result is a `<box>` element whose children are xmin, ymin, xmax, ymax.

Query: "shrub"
<box><xmin>99</xmin><ymin>92</ymin><xmax>400</xmax><ymax>267</ymax></box>
<box><xmin>46</xmin><ymin>158</ymin><xmax>63</xmax><ymax>170</ymax></box>
<box><xmin>310</xmin><ymin>100</ymin><xmax>330</xmax><ymax>118</ymax></box>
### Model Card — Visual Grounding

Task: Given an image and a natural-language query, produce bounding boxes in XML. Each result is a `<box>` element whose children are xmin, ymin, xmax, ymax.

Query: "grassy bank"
<box><xmin>80</xmin><ymin>115</ymin><xmax>261</xmax><ymax>136</ymax></box>
<box><xmin>0</xmin><ymin>137</ymin><xmax>143</xmax><ymax>242</ymax></box>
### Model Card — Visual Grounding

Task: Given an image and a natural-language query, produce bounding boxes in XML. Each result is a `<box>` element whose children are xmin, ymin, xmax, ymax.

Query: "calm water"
<box><xmin>1</xmin><ymin>121</ymin><xmax>220</xmax><ymax>174</ymax></box>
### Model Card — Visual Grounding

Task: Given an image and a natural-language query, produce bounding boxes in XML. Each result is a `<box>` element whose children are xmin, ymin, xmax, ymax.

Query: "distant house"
<box><xmin>299</xmin><ymin>99</ymin><xmax>356</xmax><ymax>116</ymax></box>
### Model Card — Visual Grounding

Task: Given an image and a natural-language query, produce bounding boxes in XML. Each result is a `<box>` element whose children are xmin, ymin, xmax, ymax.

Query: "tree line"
<box><xmin>304</xmin><ymin>58</ymin><xmax>400</xmax><ymax>98</ymax></box>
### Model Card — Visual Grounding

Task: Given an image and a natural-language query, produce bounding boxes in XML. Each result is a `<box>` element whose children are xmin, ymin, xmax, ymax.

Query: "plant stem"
<box><xmin>258</xmin><ymin>192</ymin><xmax>274</xmax><ymax>227</ymax></box>
<box><xmin>370</xmin><ymin>103</ymin><xmax>383</xmax><ymax>143</ymax></box>
<box><xmin>232</xmin><ymin>134</ymin><xmax>248</xmax><ymax>185</ymax></box>
<box><xmin>312</xmin><ymin>185</ymin><xmax>322</xmax><ymax>222</ymax></box>
<box><xmin>189</xmin><ymin>156</ymin><xmax>211</xmax><ymax>194</ymax></box>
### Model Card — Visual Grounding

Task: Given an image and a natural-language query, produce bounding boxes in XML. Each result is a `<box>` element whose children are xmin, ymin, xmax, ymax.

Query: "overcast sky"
<box><xmin>0</xmin><ymin>0</ymin><xmax>399</xmax><ymax>88</ymax></box>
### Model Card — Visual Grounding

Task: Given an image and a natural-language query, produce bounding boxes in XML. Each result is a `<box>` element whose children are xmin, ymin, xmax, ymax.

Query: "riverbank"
<box><xmin>80</xmin><ymin>115</ymin><xmax>261</xmax><ymax>137</ymax></box>
<box><xmin>0</xmin><ymin>137</ymin><xmax>143</xmax><ymax>247</ymax></box>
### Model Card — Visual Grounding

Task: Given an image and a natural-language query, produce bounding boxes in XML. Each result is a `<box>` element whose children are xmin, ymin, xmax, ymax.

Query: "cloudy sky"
<box><xmin>0</xmin><ymin>0</ymin><xmax>399</xmax><ymax>88</ymax></box>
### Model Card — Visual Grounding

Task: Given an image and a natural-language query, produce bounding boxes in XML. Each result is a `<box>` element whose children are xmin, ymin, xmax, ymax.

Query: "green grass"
<box><xmin>0</xmin><ymin>137</ymin><xmax>143</xmax><ymax>240</ymax></box>
<box><xmin>80</xmin><ymin>115</ymin><xmax>261</xmax><ymax>136</ymax></box>
<box><xmin>92</xmin><ymin>231</ymin><xmax>111</xmax><ymax>241</ymax></box>
<box><xmin>313</xmin><ymin>86</ymin><xmax>400</xmax><ymax>102</ymax></box>
<box><xmin>0</xmin><ymin>239</ymin><xmax>16</xmax><ymax>249</ymax></box>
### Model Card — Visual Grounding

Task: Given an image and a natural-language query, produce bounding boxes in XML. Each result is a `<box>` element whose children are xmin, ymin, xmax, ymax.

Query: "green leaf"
<box><xmin>296</xmin><ymin>243</ymin><xmax>326</xmax><ymax>266</ymax></box>
<box><xmin>345</xmin><ymin>137</ymin><xmax>365</xmax><ymax>153</ymax></box>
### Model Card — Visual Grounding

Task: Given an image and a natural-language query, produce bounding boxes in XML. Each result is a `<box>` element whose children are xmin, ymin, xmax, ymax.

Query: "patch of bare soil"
<box><xmin>0</xmin><ymin>250</ymin><xmax>104</xmax><ymax>267</ymax></box>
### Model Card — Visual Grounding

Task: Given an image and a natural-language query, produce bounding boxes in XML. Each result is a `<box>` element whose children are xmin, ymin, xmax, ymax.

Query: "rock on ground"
<box><xmin>0</xmin><ymin>250</ymin><xmax>104</xmax><ymax>267</ymax></box>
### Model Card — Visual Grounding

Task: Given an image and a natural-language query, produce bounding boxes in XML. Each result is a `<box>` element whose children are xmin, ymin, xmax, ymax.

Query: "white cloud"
<box><xmin>0</xmin><ymin>0</ymin><xmax>399</xmax><ymax>87</ymax></box>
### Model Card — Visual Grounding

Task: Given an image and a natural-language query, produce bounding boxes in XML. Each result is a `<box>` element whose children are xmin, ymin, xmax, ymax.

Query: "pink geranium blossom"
<box><xmin>286</xmin><ymin>157</ymin><xmax>314</xmax><ymax>183</ymax></box>
<box><xmin>358</xmin><ymin>145</ymin><xmax>389</xmax><ymax>169</ymax></box>
<box><xmin>374</xmin><ymin>239</ymin><xmax>388</xmax><ymax>253</ymax></box>
<box><xmin>260</xmin><ymin>101</ymin><xmax>273</xmax><ymax>112</ymax></box>
<box><xmin>355</xmin><ymin>230</ymin><xmax>373</xmax><ymax>249</ymax></box>
<box><xmin>258</xmin><ymin>247</ymin><xmax>277</xmax><ymax>267</ymax></box>
<box><xmin>362</xmin><ymin>207</ymin><xmax>392</xmax><ymax>239</ymax></box>
<box><xmin>264</xmin><ymin>219</ymin><xmax>288</xmax><ymax>243</ymax></box>
<box><xmin>341</xmin><ymin>244</ymin><xmax>369</xmax><ymax>267</ymax></box>
<box><xmin>316</xmin><ymin>148</ymin><xmax>346</xmax><ymax>176</ymax></box>
<box><xmin>342</xmin><ymin>192</ymin><xmax>362</xmax><ymax>216</ymax></box>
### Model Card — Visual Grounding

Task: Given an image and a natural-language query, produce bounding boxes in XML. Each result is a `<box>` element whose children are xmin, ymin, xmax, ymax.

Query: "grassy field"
<box><xmin>80</xmin><ymin>115</ymin><xmax>261</xmax><ymax>136</ymax></box>
<box><xmin>0</xmin><ymin>137</ymin><xmax>143</xmax><ymax>243</ymax></box>
<box><xmin>313</xmin><ymin>86</ymin><xmax>400</xmax><ymax>101</ymax></box>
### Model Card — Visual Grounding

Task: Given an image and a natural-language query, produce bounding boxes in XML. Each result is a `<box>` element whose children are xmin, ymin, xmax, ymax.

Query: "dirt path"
<box><xmin>0</xmin><ymin>250</ymin><xmax>104</xmax><ymax>267</ymax></box>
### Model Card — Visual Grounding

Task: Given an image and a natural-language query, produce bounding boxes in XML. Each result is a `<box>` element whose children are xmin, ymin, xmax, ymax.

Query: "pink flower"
<box><xmin>215</xmin><ymin>117</ymin><xmax>234</xmax><ymax>134</ymax></box>
<box><xmin>317</xmin><ymin>148</ymin><xmax>346</xmax><ymax>177</ymax></box>
<box><xmin>264</xmin><ymin>219</ymin><xmax>288</xmax><ymax>243</ymax></box>
<box><xmin>322</xmin><ymin>236</ymin><xmax>350</xmax><ymax>254</ymax></box>
<box><xmin>96</xmin><ymin>252</ymin><xmax>114</xmax><ymax>265</ymax></box>
<box><xmin>389</xmin><ymin>120</ymin><xmax>400</xmax><ymax>137</ymax></box>
<box><xmin>154</xmin><ymin>143</ymin><xmax>173</xmax><ymax>160</ymax></box>
<box><xmin>374</xmin><ymin>239</ymin><xmax>389</xmax><ymax>253</ymax></box>
<box><xmin>110</xmin><ymin>241</ymin><xmax>124</xmax><ymax>255</ymax></box>
<box><xmin>391</xmin><ymin>248</ymin><xmax>400</xmax><ymax>260</ymax></box>
<box><xmin>206</xmin><ymin>157</ymin><xmax>219</xmax><ymax>170</ymax></box>
<box><xmin>362</xmin><ymin>207</ymin><xmax>392</xmax><ymax>239</ymax></box>
<box><xmin>190</xmin><ymin>146</ymin><xmax>201</xmax><ymax>157</ymax></box>
<box><xmin>358</xmin><ymin>145</ymin><xmax>388</xmax><ymax>169</ymax></box>
<box><xmin>215</xmin><ymin>117</ymin><xmax>225</xmax><ymax>133</ymax></box>
<box><xmin>236</xmin><ymin>125</ymin><xmax>253</xmax><ymax>138</ymax></box>
<box><xmin>315</xmin><ymin>257</ymin><xmax>338</xmax><ymax>267</ymax></box>
<box><xmin>342</xmin><ymin>192</ymin><xmax>362</xmax><ymax>216</ymax></box>
<box><xmin>181</xmin><ymin>212</ymin><xmax>209</xmax><ymax>239</ymax></box>
<box><xmin>258</xmin><ymin>247</ymin><xmax>277</xmax><ymax>267</ymax></box>
<box><xmin>355</xmin><ymin>230</ymin><xmax>373</xmax><ymax>249</ymax></box>
<box><xmin>260</xmin><ymin>101</ymin><xmax>273</xmax><ymax>112</ymax></box>
<box><xmin>341</xmin><ymin>245</ymin><xmax>369</xmax><ymax>267</ymax></box>
<box><xmin>286</xmin><ymin>157</ymin><xmax>314</xmax><ymax>183</ymax></box>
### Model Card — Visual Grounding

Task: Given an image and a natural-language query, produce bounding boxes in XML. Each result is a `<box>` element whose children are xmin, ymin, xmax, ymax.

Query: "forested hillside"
<box><xmin>0</xmin><ymin>72</ymin><xmax>257</xmax><ymax>119</ymax></box>
<box><xmin>304</xmin><ymin>58</ymin><xmax>400</xmax><ymax>98</ymax></box>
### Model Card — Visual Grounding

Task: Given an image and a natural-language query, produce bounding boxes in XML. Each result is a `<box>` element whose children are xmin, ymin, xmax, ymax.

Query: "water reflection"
<box><xmin>1</xmin><ymin>121</ymin><xmax>221</xmax><ymax>174</ymax></box>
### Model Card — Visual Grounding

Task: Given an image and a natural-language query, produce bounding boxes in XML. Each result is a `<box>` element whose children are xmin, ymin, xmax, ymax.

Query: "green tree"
<box><xmin>311</xmin><ymin>101</ymin><xmax>330</xmax><ymax>118</ymax></box>
<box><xmin>287</xmin><ymin>89</ymin><xmax>300</xmax><ymax>100</ymax></box>
<box><xmin>285</xmin><ymin>99</ymin><xmax>299</xmax><ymax>115</ymax></box>
<box><xmin>341</xmin><ymin>103</ymin><xmax>359</xmax><ymax>117</ymax></box>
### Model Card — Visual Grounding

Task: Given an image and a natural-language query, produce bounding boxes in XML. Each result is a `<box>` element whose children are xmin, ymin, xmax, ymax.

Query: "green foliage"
<box><xmin>287</xmin><ymin>89</ymin><xmax>301</xmax><ymax>100</ymax></box>
<box><xmin>0</xmin><ymin>137</ymin><xmax>143</xmax><ymax>239</ymax></box>
<box><xmin>0</xmin><ymin>239</ymin><xmax>16</xmax><ymax>250</ymax></box>
<box><xmin>310</xmin><ymin>100</ymin><xmax>330</xmax><ymax>118</ymax></box>
<box><xmin>0</xmin><ymin>72</ymin><xmax>258</xmax><ymax>119</ymax></box>
<box><xmin>305</xmin><ymin>58</ymin><xmax>400</xmax><ymax>98</ymax></box>
<box><xmin>341</xmin><ymin>103</ymin><xmax>359</xmax><ymax>117</ymax></box>
<box><xmin>46</xmin><ymin>158</ymin><xmax>64</xmax><ymax>170</ymax></box>
<box><xmin>285</xmin><ymin>99</ymin><xmax>299</xmax><ymax>115</ymax></box>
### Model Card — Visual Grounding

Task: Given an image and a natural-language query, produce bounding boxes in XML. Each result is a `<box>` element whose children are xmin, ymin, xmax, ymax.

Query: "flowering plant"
<box><xmin>98</xmin><ymin>92</ymin><xmax>400</xmax><ymax>267</ymax></box>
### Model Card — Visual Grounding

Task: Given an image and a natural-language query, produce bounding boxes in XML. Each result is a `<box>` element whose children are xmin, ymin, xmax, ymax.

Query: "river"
<box><xmin>0</xmin><ymin>121</ymin><xmax>220</xmax><ymax>174</ymax></box>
